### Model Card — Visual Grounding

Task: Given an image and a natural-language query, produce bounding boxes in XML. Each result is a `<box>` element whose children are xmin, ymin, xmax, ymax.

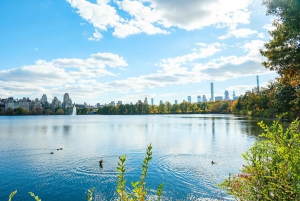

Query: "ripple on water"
<box><xmin>152</xmin><ymin>154</ymin><xmax>231</xmax><ymax>200</ymax></box>
<box><xmin>70</xmin><ymin>155</ymin><xmax>138</xmax><ymax>178</ymax></box>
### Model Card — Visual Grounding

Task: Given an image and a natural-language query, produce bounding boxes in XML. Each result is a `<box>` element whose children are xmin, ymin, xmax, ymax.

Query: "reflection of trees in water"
<box><xmin>239</xmin><ymin>117</ymin><xmax>274</xmax><ymax>137</ymax></box>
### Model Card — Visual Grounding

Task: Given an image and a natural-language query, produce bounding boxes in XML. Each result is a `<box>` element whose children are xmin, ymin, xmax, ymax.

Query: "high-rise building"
<box><xmin>151</xmin><ymin>98</ymin><xmax>154</xmax><ymax>106</ymax></box>
<box><xmin>187</xmin><ymin>96</ymin><xmax>191</xmax><ymax>103</ymax></box>
<box><xmin>210</xmin><ymin>83</ymin><xmax>214</xmax><ymax>102</ymax></box>
<box><xmin>233</xmin><ymin>91</ymin><xmax>238</xmax><ymax>100</ymax></box>
<box><xmin>41</xmin><ymin>94</ymin><xmax>47</xmax><ymax>105</ymax></box>
<box><xmin>160</xmin><ymin>100</ymin><xmax>163</xmax><ymax>104</ymax></box>
<box><xmin>144</xmin><ymin>97</ymin><xmax>148</xmax><ymax>104</ymax></box>
<box><xmin>197</xmin><ymin>95</ymin><xmax>201</xmax><ymax>103</ymax></box>
<box><xmin>202</xmin><ymin>95</ymin><xmax>207</xmax><ymax>102</ymax></box>
<box><xmin>224</xmin><ymin>90</ymin><xmax>229</xmax><ymax>101</ymax></box>
<box><xmin>51</xmin><ymin>97</ymin><xmax>61</xmax><ymax>111</ymax></box>
<box><xmin>62</xmin><ymin>93</ymin><xmax>72</xmax><ymax>108</ymax></box>
<box><xmin>175</xmin><ymin>100</ymin><xmax>178</xmax><ymax>104</ymax></box>
<box><xmin>256</xmin><ymin>75</ymin><xmax>260</xmax><ymax>94</ymax></box>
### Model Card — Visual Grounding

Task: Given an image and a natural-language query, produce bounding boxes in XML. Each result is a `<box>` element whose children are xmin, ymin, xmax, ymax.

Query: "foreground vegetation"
<box><xmin>219</xmin><ymin>117</ymin><xmax>300</xmax><ymax>200</ymax></box>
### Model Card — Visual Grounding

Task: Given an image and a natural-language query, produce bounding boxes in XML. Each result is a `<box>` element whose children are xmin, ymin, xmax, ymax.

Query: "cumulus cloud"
<box><xmin>67</xmin><ymin>0</ymin><xmax>253</xmax><ymax>38</ymax></box>
<box><xmin>0</xmin><ymin>52</ymin><xmax>128</xmax><ymax>99</ymax></box>
<box><xmin>1</xmin><ymin>41</ymin><xmax>272</xmax><ymax>103</ymax></box>
<box><xmin>218</xmin><ymin>28</ymin><xmax>264</xmax><ymax>39</ymax></box>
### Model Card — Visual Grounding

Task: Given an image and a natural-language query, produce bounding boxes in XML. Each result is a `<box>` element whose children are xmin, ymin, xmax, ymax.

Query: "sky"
<box><xmin>0</xmin><ymin>0</ymin><xmax>278</xmax><ymax>105</ymax></box>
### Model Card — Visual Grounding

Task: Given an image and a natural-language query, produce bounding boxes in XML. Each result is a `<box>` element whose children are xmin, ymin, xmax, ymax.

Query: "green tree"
<box><xmin>44</xmin><ymin>109</ymin><xmax>53</xmax><ymax>115</ymax></box>
<box><xmin>158</xmin><ymin>103</ymin><xmax>166</xmax><ymax>114</ymax></box>
<box><xmin>55</xmin><ymin>109</ymin><xmax>65</xmax><ymax>115</ymax></box>
<box><xmin>260</xmin><ymin>0</ymin><xmax>300</xmax><ymax>86</ymax></box>
<box><xmin>220</xmin><ymin>117</ymin><xmax>300</xmax><ymax>200</ymax></box>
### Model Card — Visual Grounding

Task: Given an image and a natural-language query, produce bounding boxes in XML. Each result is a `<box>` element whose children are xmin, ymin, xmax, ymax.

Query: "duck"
<box><xmin>60</xmin><ymin>148</ymin><xmax>63</xmax><ymax>150</ymax></box>
<box><xmin>99</xmin><ymin>159</ymin><xmax>103</xmax><ymax>168</ymax></box>
<box><xmin>211</xmin><ymin>161</ymin><xmax>217</xmax><ymax>164</ymax></box>
<box><xmin>50</xmin><ymin>152</ymin><xmax>54</xmax><ymax>154</ymax></box>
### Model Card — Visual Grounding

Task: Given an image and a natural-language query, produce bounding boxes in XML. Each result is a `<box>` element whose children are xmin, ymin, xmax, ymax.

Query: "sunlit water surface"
<box><xmin>0</xmin><ymin>114</ymin><xmax>264</xmax><ymax>200</ymax></box>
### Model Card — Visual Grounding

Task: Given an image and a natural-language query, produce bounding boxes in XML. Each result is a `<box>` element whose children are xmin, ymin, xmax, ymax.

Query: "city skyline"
<box><xmin>0</xmin><ymin>1</ymin><xmax>277</xmax><ymax>105</ymax></box>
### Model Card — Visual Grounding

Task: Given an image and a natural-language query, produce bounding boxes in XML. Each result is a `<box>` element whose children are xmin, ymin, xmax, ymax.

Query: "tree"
<box><xmin>260</xmin><ymin>0</ymin><xmax>300</xmax><ymax>86</ymax></box>
<box><xmin>55</xmin><ymin>109</ymin><xmax>65</xmax><ymax>115</ymax></box>
<box><xmin>44</xmin><ymin>109</ymin><xmax>53</xmax><ymax>115</ymax></box>
<box><xmin>220</xmin><ymin>117</ymin><xmax>300</xmax><ymax>200</ymax></box>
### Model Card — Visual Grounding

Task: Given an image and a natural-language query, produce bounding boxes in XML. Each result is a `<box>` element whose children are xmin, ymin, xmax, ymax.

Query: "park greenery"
<box><xmin>220</xmin><ymin>0</ymin><xmax>300</xmax><ymax>200</ymax></box>
<box><xmin>219</xmin><ymin>117</ymin><xmax>300</xmax><ymax>200</ymax></box>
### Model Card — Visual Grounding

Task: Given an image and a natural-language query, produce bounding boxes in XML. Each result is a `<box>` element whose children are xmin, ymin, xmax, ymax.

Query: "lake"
<box><xmin>0</xmin><ymin>114</ymin><xmax>264</xmax><ymax>200</ymax></box>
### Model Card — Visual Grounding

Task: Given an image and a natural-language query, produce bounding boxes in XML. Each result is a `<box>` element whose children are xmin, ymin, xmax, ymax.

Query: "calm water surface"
<box><xmin>0</xmin><ymin>114</ymin><xmax>264</xmax><ymax>200</ymax></box>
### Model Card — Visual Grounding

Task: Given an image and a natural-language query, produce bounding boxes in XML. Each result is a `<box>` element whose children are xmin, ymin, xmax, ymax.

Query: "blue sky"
<box><xmin>0</xmin><ymin>0</ymin><xmax>277</xmax><ymax>105</ymax></box>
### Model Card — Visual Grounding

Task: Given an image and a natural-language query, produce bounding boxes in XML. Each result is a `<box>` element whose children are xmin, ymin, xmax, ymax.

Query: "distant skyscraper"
<box><xmin>41</xmin><ymin>94</ymin><xmax>47</xmax><ymax>105</ymax></box>
<box><xmin>224</xmin><ymin>90</ymin><xmax>229</xmax><ymax>101</ymax></box>
<box><xmin>256</xmin><ymin>75</ymin><xmax>260</xmax><ymax>93</ymax></box>
<box><xmin>210</xmin><ymin>83</ymin><xmax>214</xmax><ymax>102</ymax></box>
<box><xmin>151</xmin><ymin>98</ymin><xmax>154</xmax><ymax>105</ymax></box>
<box><xmin>187</xmin><ymin>96</ymin><xmax>191</xmax><ymax>103</ymax></box>
<box><xmin>202</xmin><ymin>95</ymin><xmax>207</xmax><ymax>102</ymax></box>
<box><xmin>160</xmin><ymin>100</ymin><xmax>163</xmax><ymax>104</ymax></box>
<box><xmin>144</xmin><ymin>97</ymin><xmax>148</xmax><ymax>104</ymax></box>
<box><xmin>197</xmin><ymin>95</ymin><xmax>201</xmax><ymax>103</ymax></box>
<box><xmin>175</xmin><ymin>100</ymin><xmax>178</xmax><ymax>104</ymax></box>
<box><xmin>62</xmin><ymin>93</ymin><xmax>72</xmax><ymax>108</ymax></box>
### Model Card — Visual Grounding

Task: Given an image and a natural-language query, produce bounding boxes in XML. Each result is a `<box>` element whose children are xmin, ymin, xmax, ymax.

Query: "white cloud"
<box><xmin>218</xmin><ymin>28</ymin><xmax>263</xmax><ymax>39</ymax></box>
<box><xmin>67</xmin><ymin>0</ymin><xmax>253</xmax><ymax>38</ymax></box>
<box><xmin>88</xmin><ymin>29</ymin><xmax>102</xmax><ymax>41</ymax></box>
<box><xmin>1</xmin><ymin>41</ymin><xmax>272</xmax><ymax>103</ymax></box>
<box><xmin>53</xmin><ymin>52</ymin><xmax>128</xmax><ymax>68</ymax></box>
<box><xmin>0</xmin><ymin>52</ymin><xmax>128</xmax><ymax>99</ymax></box>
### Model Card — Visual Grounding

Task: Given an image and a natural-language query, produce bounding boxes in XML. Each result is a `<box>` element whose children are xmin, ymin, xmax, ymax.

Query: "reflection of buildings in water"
<box><xmin>226</xmin><ymin>118</ymin><xmax>230</xmax><ymax>135</ymax></box>
<box><xmin>63</xmin><ymin>125</ymin><xmax>71</xmax><ymax>135</ymax></box>
<box><xmin>211</xmin><ymin>117</ymin><xmax>215</xmax><ymax>137</ymax></box>
<box><xmin>52</xmin><ymin>126</ymin><xmax>59</xmax><ymax>134</ymax></box>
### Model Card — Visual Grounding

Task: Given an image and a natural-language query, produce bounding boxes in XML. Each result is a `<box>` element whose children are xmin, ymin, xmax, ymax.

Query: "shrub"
<box><xmin>116</xmin><ymin>143</ymin><xmax>164</xmax><ymax>201</ymax></box>
<box><xmin>219</xmin><ymin>117</ymin><xmax>300</xmax><ymax>200</ymax></box>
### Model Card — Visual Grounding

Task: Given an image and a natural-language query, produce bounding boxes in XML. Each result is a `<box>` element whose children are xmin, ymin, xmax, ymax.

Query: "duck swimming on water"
<box><xmin>99</xmin><ymin>159</ymin><xmax>103</xmax><ymax>168</ymax></box>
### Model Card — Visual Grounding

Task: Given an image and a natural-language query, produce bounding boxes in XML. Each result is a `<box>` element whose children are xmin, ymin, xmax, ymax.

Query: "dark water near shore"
<box><xmin>0</xmin><ymin>114</ymin><xmax>264</xmax><ymax>200</ymax></box>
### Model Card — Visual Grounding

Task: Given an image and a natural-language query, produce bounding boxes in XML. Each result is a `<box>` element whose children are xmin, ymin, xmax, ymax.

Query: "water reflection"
<box><xmin>0</xmin><ymin>115</ymin><xmax>266</xmax><ymax>200</ymax></box>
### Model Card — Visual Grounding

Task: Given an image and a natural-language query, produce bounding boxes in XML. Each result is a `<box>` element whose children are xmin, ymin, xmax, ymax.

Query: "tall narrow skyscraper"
<box><xmin>187</xmin><ymin>96</ymin><xmax>191</xmax><ymax>103</ymax></box>
<box><xmin>224</xmin><ymin>90</ymin><xmax>229</xmax><ymax>101</ymax></box>
<box><xmin>210</xmin><ymin>83</ymin><xmax>214</xmax><ymax>102</ymax></box>
<box><xmin>151</xmin><ymin>98</ymin><xmax>154</xmax><ymax>106</ymax></box>
<box><xmin>256</xmin><ymin>75</ymin><xmax>260</xmax><ymax>93</ymax></box>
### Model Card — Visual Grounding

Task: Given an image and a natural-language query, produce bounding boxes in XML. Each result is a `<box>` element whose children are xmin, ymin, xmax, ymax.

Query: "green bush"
<box><xmin>116</xmin><ymin>143</ymin><xmax>164</xmax><ymax>201</ymax></box>
<box><xmin>219</xmin><ymin>117</ymin><xmax>300</xmax><ymax>200</ymax></box>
